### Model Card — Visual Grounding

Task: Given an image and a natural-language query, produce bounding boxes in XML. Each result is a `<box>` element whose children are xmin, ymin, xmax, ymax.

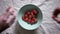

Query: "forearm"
<box><xmin>0</xmin><ymin>22</ymin><xmax>9</xmax><ymax>33</ymax></box>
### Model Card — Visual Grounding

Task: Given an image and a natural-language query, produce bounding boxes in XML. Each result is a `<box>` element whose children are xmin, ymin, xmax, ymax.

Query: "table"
<box><xmin>0</xmin><ymin>0</ymin><xmax>60</xmax><ymax>34</ymax></box>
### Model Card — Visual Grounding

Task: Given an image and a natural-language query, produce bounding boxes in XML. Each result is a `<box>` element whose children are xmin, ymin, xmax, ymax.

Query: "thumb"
<box><xmin>54</xmin><ymin>17</ymin><xmax>60</xmax><ymax>23</ymax></box>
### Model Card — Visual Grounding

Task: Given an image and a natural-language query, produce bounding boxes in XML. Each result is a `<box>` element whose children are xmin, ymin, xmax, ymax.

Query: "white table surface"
<box><xmin>0</xmin><ymin>0</ymin><xmax>60</xmax><ymax>34</ymax></box>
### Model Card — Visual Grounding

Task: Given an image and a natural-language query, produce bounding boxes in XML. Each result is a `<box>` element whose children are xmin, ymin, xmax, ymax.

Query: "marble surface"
<box><xmin>0</xmin><ymin>0</ymin><xmax>60</xmax><ymax>34</ymax></box>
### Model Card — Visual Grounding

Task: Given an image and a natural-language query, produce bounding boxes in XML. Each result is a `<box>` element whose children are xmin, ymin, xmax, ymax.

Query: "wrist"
<box><xmin>0</xmin><ymin>23</ymin><xmax>9</xmax><ymax>33</ymax></box>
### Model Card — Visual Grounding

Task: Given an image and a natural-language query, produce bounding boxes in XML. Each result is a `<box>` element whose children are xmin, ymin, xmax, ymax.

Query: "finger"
<box><xmin>54</xmin><ymin>17</ymin><xmax>60</xmax><ymax>23</ymax></box>
<box><xmin>6</xmin><ymin>15</ymin><xmax>16</xmax><ymax>26</ymax></box>
<box><xmin>52</xmin><ymin>15</ymin><xmax>57</xmax><ymax>18</ymax></box>
<box><xmin>0</xmin><ymin>15</ymin><xmax>8</xmax><ymax>22</ymax></box>
<box><xmin>6</xmin><ymin>7</ymin><xmax>14</xmax><ymax>15</ymax></box>
<box><xmin>6</xmin><ymin>7</ymin><xmax>14</xmax><ymax>12</ymax></box>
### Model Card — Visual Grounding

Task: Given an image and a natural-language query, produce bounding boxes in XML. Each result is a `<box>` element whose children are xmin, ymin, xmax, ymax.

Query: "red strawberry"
<box><xmin>31</xmin><ymin>12</ymin><xmax>34</xmax><ymax>15</ymax></box>
<box><xmin>22</xmin><ymin>16</ymin><xmax>26</xmax><ymax>20</ymax></box>
<box><xmin>32</xmin><ymin>15</ymin><xmax>35</xmax><ymax>18</ymax></box>
<box><xmin>32</xmin><ymin>9</ymin><xmax>38</xmax><ymax>15</ymax></box>
<box><xmin>24</xmin><ymin>14</ymin><xmax>28</xmax><ymax>18</ymax></box>
<box><xmin>28</xmin><ymin>15</ymin><xmax>33</xmax><ymax>19</ymax></box>
<box><xmin>34</xmin><ymin>18</ymin><xmax>38</xmax><ymax>22</ymax></box>
<box><xmin>30</xmin><ymin>20</ymin><xmax>35</xmax><ymax>24</ymax></box>
<box><xmin>32</xmin><ymin>17</ymin><xmax>38</xmax><ymax>22</ymax></box>
<box><xmin>31</xmin><ymin>12</ymin><xmax>35</xmax><ymax>17</ymax></box>
<box><xmin>25</xmin><ymin>11</ymin><xmax>31</xmax><ymax>15</ymax></box>
<box><xmin>25</xmin><ymin>17</ymin><xmax>29</xmax><ymax>21</ymax></box>
<box><xmin>28</xmin><ymin>19</ymin><xmax>31</xmax><ymax>23</ymax></box>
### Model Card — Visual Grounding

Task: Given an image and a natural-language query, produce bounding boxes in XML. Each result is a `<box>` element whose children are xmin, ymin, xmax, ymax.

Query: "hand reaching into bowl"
<box><xmin>52</xmin><ymin>7</ymin><xmax>60</xmax><ymax>23</ymax></box>
<box><xmin>0</xmin><ymin>7</ymin><xmax>16</xmax><ymax>33</ymax></box>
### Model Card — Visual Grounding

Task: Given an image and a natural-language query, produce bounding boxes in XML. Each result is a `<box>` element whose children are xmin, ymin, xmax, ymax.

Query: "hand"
<box><xmin>0</xmin><ymin>7</ymin><xmax>16</xmax><ymax>33</ymax></box>
<box><xmin>52</xmin><ymin>7</ymin><xmax>60</xmax><ymax>23</ymax></box>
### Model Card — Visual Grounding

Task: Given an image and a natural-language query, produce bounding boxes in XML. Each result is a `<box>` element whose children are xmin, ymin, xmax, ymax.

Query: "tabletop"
<box><xmin>0</xmin><ymin>0</ymin><xmax>60</xmax><ymax>34</ymax></box>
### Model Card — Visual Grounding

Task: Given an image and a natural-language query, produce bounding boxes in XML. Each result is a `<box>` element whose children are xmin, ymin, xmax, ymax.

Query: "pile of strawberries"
<box><xmin>22</xmin><ymin>9</ymin><xmax>38</xmax><ymax>24</ymax></box>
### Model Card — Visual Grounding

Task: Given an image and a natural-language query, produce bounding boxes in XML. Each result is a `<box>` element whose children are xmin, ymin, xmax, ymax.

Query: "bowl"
<box><xmin>17</xmin><ymin>4</ymin><xmax>43</xmax><ymax>30</ymax></box>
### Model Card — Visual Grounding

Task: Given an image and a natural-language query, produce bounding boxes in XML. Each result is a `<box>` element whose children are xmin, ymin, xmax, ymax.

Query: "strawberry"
<box><xmin>25</xmin><ymin>11</ymin><xmax>31</xmax><ymax>15</ymax></box>
<box><xmin>30</xmin><ymin>20</ymin><xmax>35</xmax><ymax>24</ymax></box>
<box><xmin>25</xmin><ymin>17</ymin><xmax>29</xmax><ymax>21</ymax></box>
<box><xmin>31</xmin><ymin>12</ymin><xmax>34</xmax><ymax>15</ymax></box>
<box><xmin>34</xmin><ymin>18</ymin><xmax>38</xmax><ymax>22</ymax></box>
<box><xmin>28</xmin><ymin>15</ymin><xmax>33</xmax><ymax>19</ymax></box>
<box><xmin>32</xmin><ymin>17</ymin><xmax>38</xmax><ymax>23</ymax></box>
<box><xmin>32</xmin><ymin>9</ymin><xmax>38</xmax><ymax>15</ymax></box>
<box><xmin>24</xmin><ymin>14</ymin><xmax>28</xmax><ymax>18</ymax></box>
<box><xmin>22</xmin><ymin>16</ymin><xmax>26</xmax><ymax>20</ymax></box>
<box><xmin>28</xmin><ymin>19</ymin><xmax>31</xmax><ymax>23</ymax></box>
